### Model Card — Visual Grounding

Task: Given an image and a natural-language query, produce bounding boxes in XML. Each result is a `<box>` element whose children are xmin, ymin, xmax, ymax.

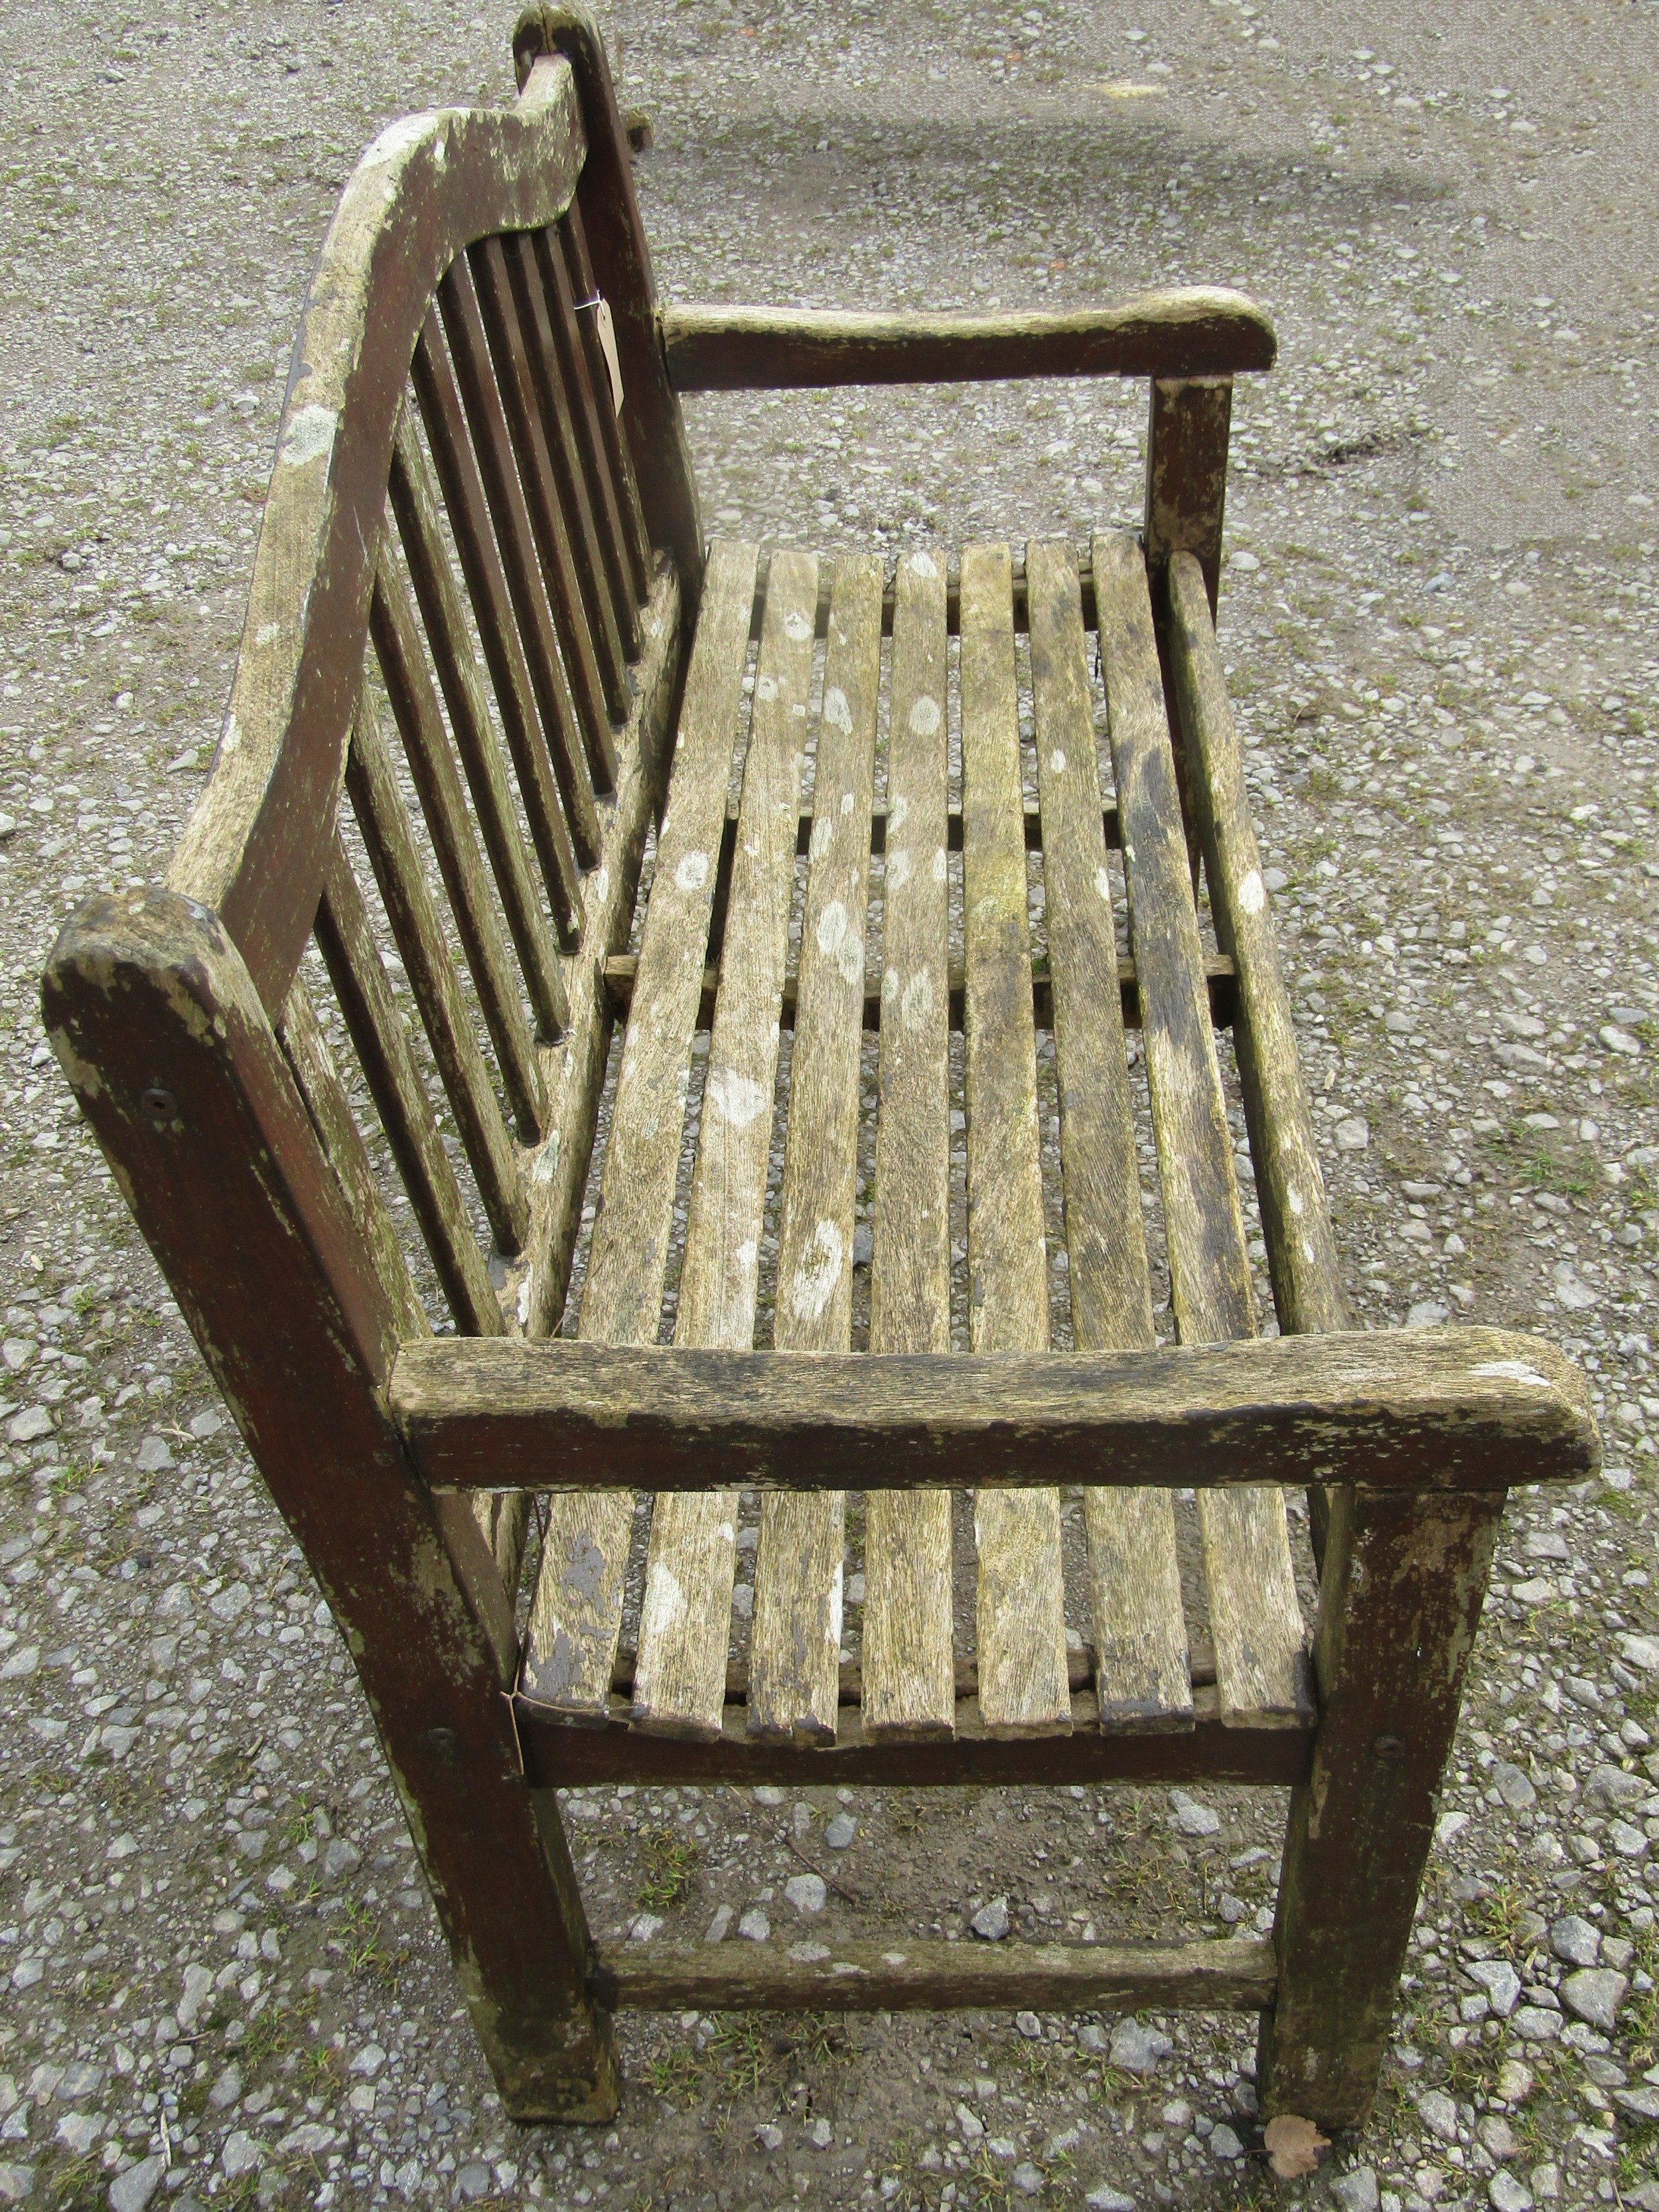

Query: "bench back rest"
<box><xmin>135</xmin><ymin>10</ymin><xmax>703</xmax><ymax>1381</ymax></box>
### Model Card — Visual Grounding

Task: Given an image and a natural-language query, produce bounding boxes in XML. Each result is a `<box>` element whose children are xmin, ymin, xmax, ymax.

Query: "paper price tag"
<box><xmin>588</xmin><ymin>296</ymin><xmax>624</xmax><ymax>416</ymax></box>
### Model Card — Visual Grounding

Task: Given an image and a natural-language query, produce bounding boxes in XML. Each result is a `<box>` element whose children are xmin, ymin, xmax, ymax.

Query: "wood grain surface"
<box><xmin>863</xmin><ymin>548</ymin><xmax>956</xmax><ymax>1740</ymax></box>
<box><xmin>344</xmin><ymin>692</ymin><xmax>528</xmax><ymax>1254</ymax></box>
<box><xmin>521</xmin><ymin>5</ymin><xmax>705</xmax><ymax>585</ymax></box>
<box><xmin>438</xmin><ymin>250</ymin><xmax>603</xmax><ymax>864</ymax></box>
<box><xmin>960</xmin><ymin>542</ymin><xmax>1069</xmax><ymax>1737</ymax></box>
<box><xmin>1166</xmin><ymin>553</ymin><xmax>1345</xmax><ymax>1339</ymax></box>
<box><xmin>1259</xmin><ymin>1486</ymin><xmax>1506</xmax><ymax>2128</ymax></box>
<box><xmin>524</xmin><ymin>542</ymin><xmax>757</xmax><ymax>1720</ymax></box>
<box><xmin>534</xmin><ymin>218</ymin><xmax>646</xmax><ymax>648</ymax></box>
<box><xmin>1028</xmin><ymin>540</ymin><xmax>1190</xmax><ymax>1733</ymax></box>
<box><xmin>749</xmin><ymin>554</ymin><xmax>882</xmax><ymax>1743</ymax></box>
<box><xmin>167</xmin><ymin>57</ymin><xmax>587</xmax><ymax>1012</ymax></box>
<box><xmin>599</xmin><ymin>944</ymin><xmax>1238</xmax><ymax>1033</ymax></box>
<box><xmin>591</xmin><ymin>1934</ymin><xmax>1276</xmax><ymax>2014</ymax></box>
<box><xmin>1143</xmin><ymin>376</ymin><xmax>1234</xmax><ymax>618</ymax></box>
<box><xmin>1095</xmin><ymin>528</ymin><xmax>1310</xmax><ymax>1730</ymax></box>
<box><xmin>520</xmin><ymin>561</ymin><xmax>683</xmax><ymax>1342</ymax></box>
<box><xmin>409</xmin><ymin>309</ymin><xmax>591</xmax><ymax>925</ymax></box>
<box><xmin>662</xmin><ymin>288</ymin><xmax>1276</xmax><ymax>390</ymax></box>
<box><xmin>45</xmin><ymin>884</ymin><xmax>619</xmax><ymax>2118</ymax></box>
<box><xmin>632</xmin><ymin>549</ymin><xmax>818</xmax><ymax>1740</ymax></box>
<box><xmin>502</xmin><ymin>228</ymin><xmax>630</xmax><ymax>723</ymax></box>
<box><xmin>386</xmin><ymin>404</ymin><xmax>576</xmax><ymax>1005</ymax></box>
<box><xmin>394</xmin><ymin>1327</ymin><xmax>1597</xmax><ymax>1496</ymax></box>
<box><xmin>314</xmin><ymin>835</ymin><xmax>502</xmax><ymax>1338</ymax></box>
<box><xmin>518</xmin><ymin>1686</ymin><xmax>1313</xmax><ymax>1788</ymax></box>
<box><xmin>368</xmin><ymin>553</ymin><xmax>547</xmax><ymax>1141</ymax></box>
<box><xmin>471</xmin><ymin>232</ymin><xmax>618</xmax><ymax>783</ymax></box>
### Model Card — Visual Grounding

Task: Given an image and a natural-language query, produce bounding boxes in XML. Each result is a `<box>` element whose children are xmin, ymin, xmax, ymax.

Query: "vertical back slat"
<box><xmin>557</xmin><ymin>171</ymin><xmax>683</xmax><ymax>587</ymax></box>
<box><xmin>435</xmin><ymin>261</ymin><xmax>603</xmax><ymax>863</ymax></box>
<box><xmin>1028</xmin><ymin>542</ymin><xmax>1190</xmax><ymax>1732</ymax></box>
<box><xmin>279</xmin><ymin>974</ymin><xmax>429</xmax><ymax>1342</ymax></box>
<box><xmin>748</xmin><ymin>553</ymin><xmax>882</xmax><ymax>1744</ymax></box>
<box><xmin>346</xmin><ymin>695</ymin><xmax>529</xmax><ymax>1256</ymax></box>
<box><xmin>314</xmin><ymin>835</ymin><xmax>504</xmax><ymax>1338</ymax></box>
<box><xmin>959</xmin><ymin>542</ymin><xmax>1071</xmax><ymax>1739</ymax></box>
<box><xmin>522</xmin><ymin>541</ymin><xmax>760</xmax><ymax>1720</ymax></box>
<box><xmin>388</xmin><ymin>407</ymin><xmax>577</xmax><ymax>1006</ymax></box>
<box><xmin>283</xmin><ymin>967</ymin><xmax>530</xmax><ymax>1594</ymax></box>
<box><xmin>1094</xmin><ymin>528</ymin><xmax>1309</xmax><ymax>1730</ymax></box>
<box><xmin>410</xmin><ymin>310</ymin><xmax>595</xmax><ymax>898</ymax></box>
<box><xmin>634</xmin><ymin>549</ymin><xmax>820</xmax><ymax>1741</ymax></box>
<box><xmin>536</xmin><ymin>222</ymin><xmax>646</xmax><ymax>648</ymax></box>
<box><xmin>862</xmin><ymin>548</ymin><xmax>956</xmax><ymax>1741</ymax></box>
<box><xmin>369</xmin><ymin>556</ymin><xmax>548</xmax><ymax>1143</ymax></box>
<box><xmin>505</xmin><ymin>229</ymin><xmax>632</xmax><ymax>712</ymax></box>
<box><xmin>471</xmin><ymin>234</ymin><xmax>620</xmax><ymax>785</ymax></box>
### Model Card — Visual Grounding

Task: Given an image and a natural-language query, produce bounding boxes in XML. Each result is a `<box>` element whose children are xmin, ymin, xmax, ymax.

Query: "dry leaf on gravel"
<box><xmin>1263</xmin><ymin>2113</ymin><xmax>1330</xmax><ymax>2179</ymax></box>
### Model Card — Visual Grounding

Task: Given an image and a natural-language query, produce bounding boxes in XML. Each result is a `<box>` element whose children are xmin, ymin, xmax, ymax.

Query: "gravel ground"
<box><xmin>3</xmin><ymin>1</ymin><xmax>1659</xmax><ymax>2209</ymax></box>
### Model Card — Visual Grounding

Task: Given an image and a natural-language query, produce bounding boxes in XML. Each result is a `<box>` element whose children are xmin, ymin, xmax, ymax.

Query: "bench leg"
<box><xmin>43</xmin><ymin>891</ymin><xmax>619</xmax><ymax>2124</ymax></box>
<box><xmin>1257</xmin><ymin>1484</ymin><xmax>1504</xmax><ymax>2132</ymax></box>
<box><xmin>368</xmin><ymin>1599</ymin><xmax>621</xmax><ymax>2124</ymax></box>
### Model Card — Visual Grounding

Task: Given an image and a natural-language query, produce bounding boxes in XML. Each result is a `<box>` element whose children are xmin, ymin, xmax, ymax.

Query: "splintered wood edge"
<box><xmin>660</xmin><ymin>287</ymin><xmax>1277</xmax><ymax>390</ymax></box>
<box><xmin>391</xmin><ymin>1325</ymin><xmax>1599</xmax><ymax>1495</ymax></box>
<box><xmin>588</xmin><ymin>1935</ymin><xmax>1277</xmax><ymax>2012</ymax></box>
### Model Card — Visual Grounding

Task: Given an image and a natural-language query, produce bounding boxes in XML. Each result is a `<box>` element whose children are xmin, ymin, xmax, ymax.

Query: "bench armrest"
<box><xmin>390</xmin><ymin>1325</ymin><xmax>1597</xmax><ymax>1496</ymax></box>
<box><xmin>659</xmin><ymin>285</ymin><xmax>1275</xmax><ymax>392</ymax></box>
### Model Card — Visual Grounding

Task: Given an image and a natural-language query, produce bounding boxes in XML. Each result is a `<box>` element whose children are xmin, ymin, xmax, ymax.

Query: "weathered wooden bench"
<box><xmin>43</xmin><ymin>3</ymin><xmax>1597</xmax><ymax>2135</ymax></box>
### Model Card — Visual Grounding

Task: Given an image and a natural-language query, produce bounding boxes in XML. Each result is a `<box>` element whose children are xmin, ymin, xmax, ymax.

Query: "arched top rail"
<box><xmin>169</xmin><ymin>59</ymin><xmax>587</xmax><ymax>1016</ymax></box>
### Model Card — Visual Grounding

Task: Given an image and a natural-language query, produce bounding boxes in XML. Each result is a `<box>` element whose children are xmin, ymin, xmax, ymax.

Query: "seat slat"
<box><xmin>536</xmin><ymin>224</ymin><xmax>644</xmax><ymax>658</ymax></box>
<box><xmin>748</xmin><ymin>554</ymin><xmax>883</xmax><ymax>1744</ymax></box>
<box><xmin>435</xmin><ymin>258</ymin><xmax>603</xmax><ymax>865</ymax></box>
<box><xmin>472</xmin><ymin>234</ymin><xmax>619</xmax><ymax>788</ymax></box>
<box><xmin>313</xmin><ymin>835</ymin><xmax>503</xmax><ymax>1339</ymax></box>
<box><xmin>388</xmin><ymin>406</ymin><xmax>575</xmax><ymax>1013</ymax></box>
<box><xmin>409</xmin><ymin>311</ymin><xmax>589</xmax><ymax>921</ymax></box>
<box><xmin>506</xmin><ymin>230</ymin><xmax>632</xmax><ymax>722</ymax></box>
<box><xmin>1028</xmin><ymin>542</ymin><xmax>1190</xmax><ymax>1733</ymax></box>
<box><xmin>559</xmin><ymin>205</ymin><xmax>654</xmax><ymax>604</ymax></box>
<box><xmin>519</xmin><ymin>561</ymin><xmax>684</xmax><ymax>1344</ymax></box>
<box><xmin>959</xmin><ymin>542</ymin><xmax>1070</xmax><ymax>1739</ymax></box>
<box><xmin>1094</xmin><ymin>529</ymin><xmax>1309</xmax><ymax>1730</ymax></box>
<box><xmin>863</xmin><ymin>548</ymin><xmax>956</xmax><ymax>1741</ymax></box>
<box><xmin>632</xmin><ymin>549</ymin><xmax>818</xmax><ymax>1740</ymax></box>
<box><xmin>1165</xmin><ymin>553</ymin><xmax>1345</xmax><ymax>1337</ymax></box>
<box><xmin>368</xmin><ymin>554</ymin><xmax>547</xmax><ymax>1145</ymax></box>
<box><xmin>345</xmin><ymin>694</ymin><xmax>529</xmax><ymax>1255</ymax></box>
<box><xmin>523</xmin><ymin>540</ymin><xmax>759</xmax><ymax>1721</ymax></box>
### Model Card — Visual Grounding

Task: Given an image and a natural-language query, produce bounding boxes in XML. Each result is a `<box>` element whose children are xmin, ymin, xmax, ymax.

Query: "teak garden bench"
<box><xmin>43</xmin><ymin>4</ymin><xmax>1599</xmax><ymax>2134</ymax></box>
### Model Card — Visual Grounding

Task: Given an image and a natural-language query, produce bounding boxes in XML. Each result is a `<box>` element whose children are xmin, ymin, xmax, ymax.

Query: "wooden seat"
<box><xmin>519</xmin><ymin>531</ymin><xmax>1313</xmax><ymax>1753</ymax></box>
<box><xmin>42</xmin><ymin>1</ymin><xmax>1599</xmax><ymax>2142</ymax></box>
